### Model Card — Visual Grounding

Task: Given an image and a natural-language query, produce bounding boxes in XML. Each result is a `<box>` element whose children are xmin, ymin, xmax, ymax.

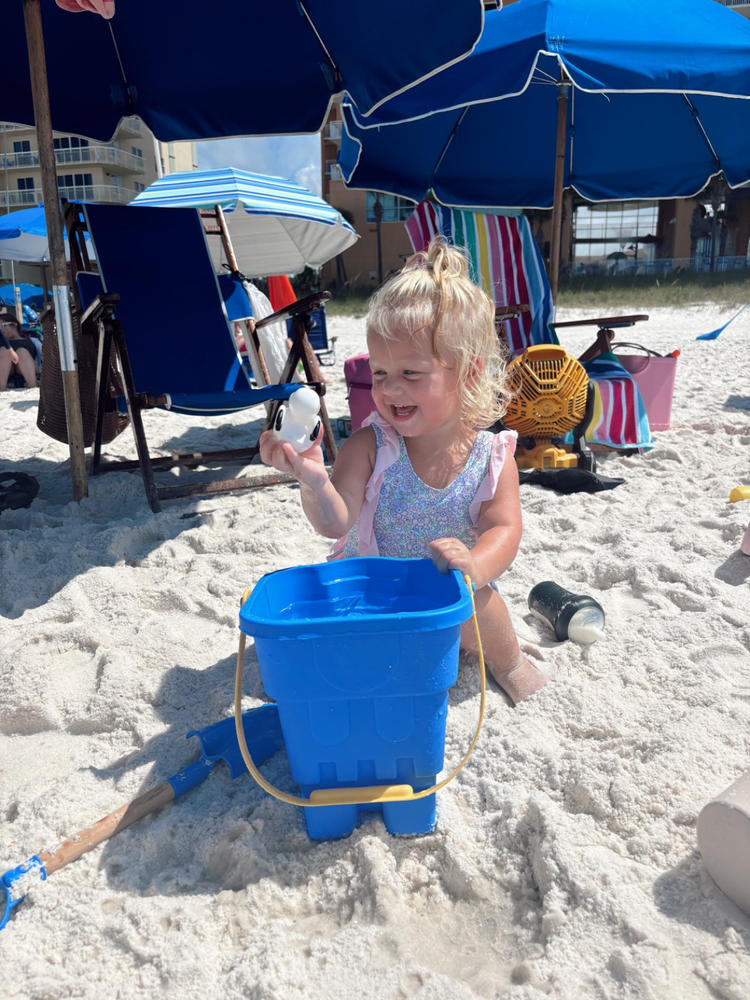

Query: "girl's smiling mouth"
<box><xmin>391</xmin><ymin>405</ymin><xmax>417</xmax><ymax>420</ymax></box>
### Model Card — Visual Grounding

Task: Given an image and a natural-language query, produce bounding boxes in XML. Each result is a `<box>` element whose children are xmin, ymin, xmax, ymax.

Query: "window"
<box><xmin>365</xmin><ymin>192</ymin><xmax>415</xmax><ymax>224</ymax></box>
<box><xmin>573</xmin><ymin>201</ymin><xmax>659</xmax><ymax>262</ymax></box>
<box><xmin>130</xmin><ymin>146</ymin><xmax>144</xmax><ymax>158</ymax></box>
<box><xmin>56</xmin><ymin>173</ymin><xmax>93</xmax><ymax>186</ymax></box>
<box><xmin>12</xmin><ymin>140</ymin><xmax>34</xmax><ymax>167</ymax></box>
<box><xmin>53</xmin><ymin>136</ymin><xmax>90</xmax><ymax>163</ymax></box>
<box><xmin>57</xmin><ymin>173</ymin><xmax>94</xmax><ymax>198</ymax></box>
<box><xmin>17</xmin><ymin>177</ymin><xmax>36</xmax><ymax>203</ymax></box>
<box><xmin>53</xmin><ymin>137</ymin><xmax>89</xmax><ymax>149</ymax></box>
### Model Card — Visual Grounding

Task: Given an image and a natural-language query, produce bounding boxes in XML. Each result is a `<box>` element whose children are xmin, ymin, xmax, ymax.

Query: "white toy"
<box><xmin>272</xmin><ymin>386</ymin><xmax>321</xmax><ymax>453</ymax></box>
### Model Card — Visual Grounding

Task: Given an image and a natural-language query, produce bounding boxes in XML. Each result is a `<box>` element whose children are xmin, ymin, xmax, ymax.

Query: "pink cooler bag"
<box><xmin>612</xmin><ymin>343</ymin><xmax>678</xmax><ymax>432</ymax></box>
<box><xmin>344</xmin><ymin>353</ymin><xmax>375</xmax><ymax>432</ymax></box>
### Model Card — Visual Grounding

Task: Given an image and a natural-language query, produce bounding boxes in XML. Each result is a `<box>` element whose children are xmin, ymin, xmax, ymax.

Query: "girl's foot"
<box><xmin>491</xmin><ymin>655</ymin><xmax>548</xmax><ymax>704</ymax></box>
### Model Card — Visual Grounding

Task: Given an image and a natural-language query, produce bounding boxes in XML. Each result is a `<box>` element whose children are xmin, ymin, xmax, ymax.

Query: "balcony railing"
<box><xmin>566</xmin><ymin>255</ymin><xmax>750</xmax><ymax>277</ymax></box>
<box><xmin>117</xmin><ymin>116</ymin><xmax>144</xmax><ymax>137</ymax></box>
<box><xmin>0</xmin><ymin>184</ymin><xmax>139</xmax><ymax>209</ymax></box>
<box><xmin>325</xmin><ymin>162</ymin><xmax>344</xmax><ymax>180</ymax></box>
<box><xmin>0</xmin><ymin>144</ymin><xmax>146</xmax><ymax>173</ymax></box>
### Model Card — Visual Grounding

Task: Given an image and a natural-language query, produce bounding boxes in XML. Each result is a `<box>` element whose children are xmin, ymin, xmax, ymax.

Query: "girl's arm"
<box><xmin>429</xmin><ymin>453</ymin><xmax>522</xmax><ymax>589</ymax></box>
<box><xmin>259</xmin><ymin>426</ymin><xmax>375</xmax><ymax>539</ymax></box>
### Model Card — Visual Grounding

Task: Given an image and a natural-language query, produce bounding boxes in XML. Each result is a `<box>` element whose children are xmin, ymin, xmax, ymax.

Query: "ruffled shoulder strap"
<box><xmin>330</xmin><ymin>412</ymin><xmax>402</xmax><ymax>558</ymax></box>
<box><xmin>468</xmin><ymin>430</ymin><xmax>517</xmax><ymax>525</ymax></box>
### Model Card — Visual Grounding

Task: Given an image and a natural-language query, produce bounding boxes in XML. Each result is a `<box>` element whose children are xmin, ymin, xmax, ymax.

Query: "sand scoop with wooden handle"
<box><xmin>0</xmin><ymin>704</ymin><xmax>283</xmax><ymax>930</ymax></box>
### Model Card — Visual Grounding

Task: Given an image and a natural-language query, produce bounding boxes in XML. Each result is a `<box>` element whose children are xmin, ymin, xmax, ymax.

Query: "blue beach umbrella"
<box><xmin>131</xmin><ymin>168</ymin><xmax>358</xmax><ymax>277</ymax></box>
<box><xmin>339</xmin><ymin>0</ymin><xmax>750</xmax><ymax>297</ymax></box>
<box><xmin>2</xmin><ymin>0</ymin><xmax>485</xmax><ymax>501</ymax></box>
<box><xmin>0</xmin><ymin>282</ymin><xmax>45</xmax><ymax>309</ymax></box>
<box><xmin>2</xmin><ymin>1</ymin><xmax>486</xmax><ymax>142</ymax></box>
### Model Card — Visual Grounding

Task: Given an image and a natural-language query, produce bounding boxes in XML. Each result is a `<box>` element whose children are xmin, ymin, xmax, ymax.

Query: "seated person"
<box><xmin>0</xmin><ymin>312</ymin><xmax>38</xmax><ymax>390</ymax></box>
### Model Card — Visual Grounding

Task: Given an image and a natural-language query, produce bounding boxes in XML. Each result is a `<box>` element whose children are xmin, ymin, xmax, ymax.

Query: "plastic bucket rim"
<box><xmin>239</xmin><ymin>558</ymin><xmax>474</xmax><ymax>637</ymax></box>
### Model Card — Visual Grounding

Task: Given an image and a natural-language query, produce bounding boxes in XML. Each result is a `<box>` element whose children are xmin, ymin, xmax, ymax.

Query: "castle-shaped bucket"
<box><xmin>238</xmin><ymin>558</ymin><xmax>475</xmax><ymax>839</ymax></box>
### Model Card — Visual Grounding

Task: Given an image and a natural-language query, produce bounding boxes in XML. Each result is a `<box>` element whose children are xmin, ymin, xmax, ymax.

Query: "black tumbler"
<box><xmin>528</xmin><ymin>581</ymin><xmax>605</xmax><ymax>644</ymax></box>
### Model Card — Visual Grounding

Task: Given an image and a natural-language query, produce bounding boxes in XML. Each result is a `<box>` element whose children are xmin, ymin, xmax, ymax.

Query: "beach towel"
<box><xmin>405</xmin><ymin>201</ymin><xmax>556</xmax><ymax>355</ymax></box>
<box><xmin>580</xmin><ymin>354</ymin><xmax>652</xmax><ymax>450</ymax></box>
<box><xmin>405</xmin><ymin>201</ymin><xmax>653</xmax><ymax>451</ymax></box>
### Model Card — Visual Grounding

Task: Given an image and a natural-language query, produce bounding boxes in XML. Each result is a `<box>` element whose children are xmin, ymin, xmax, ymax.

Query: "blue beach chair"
<box><xmin>72</xmin><ymin>202</ymin><xmax>335</xmax><ymax>511</ymax></box>
<box><xmin>286</xmin><ymin>304</ymin><xmax>336</xmax><ymax>367</ymax></box>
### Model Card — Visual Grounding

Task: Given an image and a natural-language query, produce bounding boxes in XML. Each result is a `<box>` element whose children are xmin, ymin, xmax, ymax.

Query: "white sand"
<box><xmin>1</xmin><ymin>303</ymin><xmax>749</xmax><ymax>999</ymax></box>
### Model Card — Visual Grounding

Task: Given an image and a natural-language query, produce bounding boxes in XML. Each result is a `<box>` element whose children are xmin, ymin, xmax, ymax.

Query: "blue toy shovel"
<box><xmin>0</xmin><ymin>704</ymin><xmax>283</xmax><ymax>931</ymax></box>
<box><xmin>696</xmin><ymin>303</ymin><xmax>749</xmax><ymax>341</ymax></box>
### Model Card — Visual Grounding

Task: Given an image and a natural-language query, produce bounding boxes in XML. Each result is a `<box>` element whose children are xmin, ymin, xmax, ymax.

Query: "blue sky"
<box><xmin>196</xmin><ymin>134</ymin><xmax>322</xmax><ymax>194</ymax></box>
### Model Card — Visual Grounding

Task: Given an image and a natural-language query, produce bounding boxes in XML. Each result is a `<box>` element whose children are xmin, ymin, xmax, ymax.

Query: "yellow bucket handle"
<box><xmin>234</xmin><ymin>574</ymin><xmax>485</xmax><ymax>807</ymax></box>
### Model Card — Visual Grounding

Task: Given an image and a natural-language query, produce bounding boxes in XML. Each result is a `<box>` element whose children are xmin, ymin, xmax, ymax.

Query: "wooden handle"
<box><xmin>38</xmin><ymin>781</ymin><xmax>175</xmax><ymax>877</ymax></box>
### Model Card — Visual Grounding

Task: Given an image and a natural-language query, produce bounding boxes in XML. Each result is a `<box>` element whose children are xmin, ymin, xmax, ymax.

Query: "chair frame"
<box><xmin>64</xmin><ymin>201</ymin><xmax>338</xmax><ymax>512</ymax></box>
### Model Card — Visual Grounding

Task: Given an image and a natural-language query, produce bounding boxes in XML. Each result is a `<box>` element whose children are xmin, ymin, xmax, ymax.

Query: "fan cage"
<box><xmin>504</xmin><ymin>346</ymin><xmax>589</xmax><ymax>437</ymax></box>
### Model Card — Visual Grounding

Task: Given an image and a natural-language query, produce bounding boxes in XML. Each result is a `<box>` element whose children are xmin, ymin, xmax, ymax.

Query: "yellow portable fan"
<box><xmin>503</xmin><ymin>345</ymin><xmax>595</xmax><ymax>470</ymax></box>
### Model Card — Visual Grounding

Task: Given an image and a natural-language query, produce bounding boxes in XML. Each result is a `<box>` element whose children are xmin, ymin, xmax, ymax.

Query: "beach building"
<box><xmin>320</xmin><ymin>0</ymin><xmax>750</xmax><ymax>291</ymax></box>
<box><xmin>0</xmin><ymin>118</ymin><xmax>196</xmax><ymax>284</ymax></box>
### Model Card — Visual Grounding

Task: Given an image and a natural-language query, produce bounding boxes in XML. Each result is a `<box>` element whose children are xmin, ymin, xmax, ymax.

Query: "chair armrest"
<box><xmin>254</xmin><ymin>291</ymin><xmax>332</xmax><ymax>330</ymax></box>
<box><xmin>79</xmin><ymin>291</ymin><xmax>121</xmax><ymax>328</ymax></box>
<box><xmin>551</xmin><ymin>314</ymin><xmax>649</xmax><ymax>330</ymax></box>
<box><xmin>494</xmin><ymin>303</ymin><xmax>530</xmax><ymax>322</ymax></box>
<box><xmin>550</xmin><ymin>316</ymin><xmax>649</xmax><ymax>365</ymax></box>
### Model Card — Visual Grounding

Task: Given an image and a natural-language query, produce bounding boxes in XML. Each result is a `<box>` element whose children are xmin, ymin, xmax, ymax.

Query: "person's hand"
<box><xmin>428</xmin><ymin>537</ymin><xmax>477</xmax><ymax>580</ymax></box>
<box><xmin>258</xmin><ymin>426</ymin><xmax>328</xmax><ymax>489</ymax></box>
<box><xmin>9</xmin><ymin>348</ymin><xmax>18</xmax><ymax>365</ymax></box>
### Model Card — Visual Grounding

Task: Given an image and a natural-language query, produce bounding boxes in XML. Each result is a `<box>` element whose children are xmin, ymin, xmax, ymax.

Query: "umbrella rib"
<box><xmin>298</xmin><ymin>2</ymin><xmax>340</xmax><ymax>89</ymax></box>
<box><xmin>682</xmin><ymin>94</ymin><xmax>722</xmax><ymax>173</ymax></box>
<box><xmin>106</xmin><ymin>20</ymin><xmax>134</xmax><ymax>109</ymax></box>
<box><xmin>432</xmin><ymin>107</ymin><xmax>470</xmax><ymax>184</ymax></box>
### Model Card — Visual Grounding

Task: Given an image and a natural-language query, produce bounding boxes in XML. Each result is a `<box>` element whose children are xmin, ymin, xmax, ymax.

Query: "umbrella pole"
<box><xmin>211</xmin><ymin>205</ymin><xmax>272</xmax><ymax>387</ymax></box>
<box><xmin>548</xmin><ymin>78</ymin><xmax>570</xmax><ymax>305</ymax></box>
<box><xmin>23</xmin><ymin>0</ymin><xmax>88</xmax><ymax>502</ymax></box>
<box><xmin>10</xmin><ymin>262</ymin><xmax>22</xmax><ymax>323</ymax></box>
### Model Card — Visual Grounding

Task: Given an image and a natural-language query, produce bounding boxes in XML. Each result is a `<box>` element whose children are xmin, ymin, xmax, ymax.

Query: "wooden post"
<box><xmin>549</xmin><ymin>78</ymin><xmax>570</xmax><ymax>306</ymax></box>
<box><xmin>23</xmin><ymin>0</ymin><xmax>88</xmax><ymax>501</ymax></box>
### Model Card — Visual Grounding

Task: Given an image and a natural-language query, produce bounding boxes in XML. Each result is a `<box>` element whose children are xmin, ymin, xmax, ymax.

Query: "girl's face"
<box><xmin>367</xmin><ymin>326</ymin><xmax>462</xmax><ymax>438</ymax></box>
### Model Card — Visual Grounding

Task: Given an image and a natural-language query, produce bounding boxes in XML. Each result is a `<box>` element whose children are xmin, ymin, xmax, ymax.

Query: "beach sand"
<box><xmin>1</xmin><ymin>303</ymin><xmax>749</xmax><ymax>999</ymax></box>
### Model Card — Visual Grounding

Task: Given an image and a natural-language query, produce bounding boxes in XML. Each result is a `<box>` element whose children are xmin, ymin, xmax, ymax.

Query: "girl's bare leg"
<box><xmin>461</xmin><ymin>586</ymin><xmax>547</xmax><ymax>704</ymax></box>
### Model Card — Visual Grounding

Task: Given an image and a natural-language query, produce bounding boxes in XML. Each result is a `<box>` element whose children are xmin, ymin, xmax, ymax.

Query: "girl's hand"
<box><xmin>429</xmin><ymin>537</ymin><xmax>477</xmax><ymax>580</ymax></box>
<box><xmin>9</xmin><ymin>348</ymin><xmax>18</xmax><ymax>365</ymax></box>
<box><xmin>258</xmin><ymin>427</ymin><xmax>328</xmax><ymax>489</ymax></box>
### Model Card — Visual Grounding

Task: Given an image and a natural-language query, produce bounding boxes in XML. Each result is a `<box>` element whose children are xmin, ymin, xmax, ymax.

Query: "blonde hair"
<box><xmin>365</xmin><ymin>236</ymin><xmax>512</xmax><ymax>428</ymax></box>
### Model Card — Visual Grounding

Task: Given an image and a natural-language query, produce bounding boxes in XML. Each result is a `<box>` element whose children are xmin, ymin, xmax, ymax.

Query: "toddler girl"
<box><xmin>260</xmin><ymin>238</ymin><xmax>547</xmax><ymax>704</ymax></box>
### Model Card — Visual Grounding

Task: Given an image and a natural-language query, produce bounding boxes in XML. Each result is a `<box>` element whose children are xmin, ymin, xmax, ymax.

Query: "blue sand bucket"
<box><xmin>238</xmin><ymin>558</ymin><xmax>476</xmax><ymax>839</ymax></box>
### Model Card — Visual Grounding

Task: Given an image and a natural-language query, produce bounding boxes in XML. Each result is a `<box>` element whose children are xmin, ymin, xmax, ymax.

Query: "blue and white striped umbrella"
<box><xmin>131</xmin><ymin>168</ymin><xmax>358</xmax><ymax>277</ymax></box>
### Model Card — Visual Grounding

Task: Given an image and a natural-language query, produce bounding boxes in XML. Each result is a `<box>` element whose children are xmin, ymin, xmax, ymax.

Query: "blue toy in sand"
<box><xmin>239</xmin><ymin>557</ymin><xmax>475</xmax><ymax>839</ymax></box>
<box><xmin>0</xmin><ymin>706</ymin><xmax>283</xmax><ymax>930</ymax></box>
